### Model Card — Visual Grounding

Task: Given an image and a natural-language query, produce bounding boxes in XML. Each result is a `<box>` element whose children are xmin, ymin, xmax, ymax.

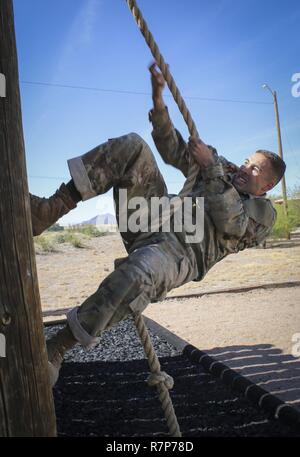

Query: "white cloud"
<box><xmin>54</xmin><ymin>0</ymin><xmax>102</xmax><ymax>79</ymax></box>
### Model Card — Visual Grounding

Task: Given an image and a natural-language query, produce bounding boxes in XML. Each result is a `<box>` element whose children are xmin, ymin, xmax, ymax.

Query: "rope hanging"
<box><xmin>133</xmin><ymin>312</ymin><xmax>182</xmax><ymax>437</ymax></box>
<box><xmin>125</xmin><ymin>0</ymin><xmax>205</xmax><ymax>437</ymax></box>
<box><xmin>126</xmin><ymin>0</ymin><xmax>200</xmax><ymax>197</ymax></box>
<box><xmin>37</xmin><ymin>0</ymin><xmax>203</xmax><ymax>439</ymax></box>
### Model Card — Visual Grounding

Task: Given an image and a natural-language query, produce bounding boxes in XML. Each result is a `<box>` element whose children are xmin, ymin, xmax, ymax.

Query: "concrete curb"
<box><xmin>164</xmin><ymin>280</ymin><xmax>300</xmax><ymax>302</ymax></box>
<box><xmin>44</xmin><ymin>315</ymin><xmax>300</xmax><ymax>432</ymax></box>
<box><xmin>183</xmin><ymin>344</ymin><xmax>300</xmax><ymax>433</ymax></box>
<box><xmin>42</xmin><ymin>280</ymin><xmax>300</xmax><ymax>319</ymax></box>
<box><xmin>144</xmin><ymin>316</ymin><xmax>300</xmax><ymax>434</ymax></box>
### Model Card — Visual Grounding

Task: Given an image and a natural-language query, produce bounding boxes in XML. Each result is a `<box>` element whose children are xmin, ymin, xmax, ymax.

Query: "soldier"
<box><xmin>30</xmin><ymin>64</ymin><xmax>286</xmax><ymax>386</ymax></box>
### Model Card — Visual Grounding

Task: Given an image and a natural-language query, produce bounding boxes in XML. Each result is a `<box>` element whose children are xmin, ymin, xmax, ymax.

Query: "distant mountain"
<box><xmin>80</xmin><ymin>213</ymin><xmax>117</xmax><ymax>225</ymax></box>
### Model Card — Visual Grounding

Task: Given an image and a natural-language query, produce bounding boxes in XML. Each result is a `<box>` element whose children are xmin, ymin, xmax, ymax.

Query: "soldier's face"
<box><xmin>233</xmin><ymin>153</ymin><xmax>275</xmax><ymax>196</ymax></box>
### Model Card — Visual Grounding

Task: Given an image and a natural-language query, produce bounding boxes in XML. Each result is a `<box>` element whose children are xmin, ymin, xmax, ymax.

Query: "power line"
<box><xmin>20</xmin><ymin>80</ymin><xmax>273</xmax><ymax>106</ymax></box>
<box><xmin>28</xmin><ymin>174</ymin><xmax>184</xmax><ymax>184</ymax></box>
<box><xmin>29</xmin><ymin>175</ymin><xmax>68</xmax><ymax>180</ymax></box>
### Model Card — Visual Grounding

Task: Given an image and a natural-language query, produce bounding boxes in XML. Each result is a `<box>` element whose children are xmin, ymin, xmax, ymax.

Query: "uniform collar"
<box><xmin>239</xmin><ymin>191</ymin><xmax>267</xmax><ymax>200</ymax></box>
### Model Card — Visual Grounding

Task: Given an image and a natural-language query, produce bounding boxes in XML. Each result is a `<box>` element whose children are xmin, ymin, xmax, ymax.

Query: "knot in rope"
<box><xmin>132</xmin><ymin>312</ymin><xmax>181</xmax><ymax>436</ymax></box>
<box><xmin>147</xmin><ymin>371</ymin><xmax>174</xmax><ymax>390</ymax></box>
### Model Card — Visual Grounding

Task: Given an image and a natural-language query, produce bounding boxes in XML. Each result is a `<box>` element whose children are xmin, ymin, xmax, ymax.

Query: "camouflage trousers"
<box><xmin>67</xmin><ymin>133</ymin><xmax>198</xmax><ymax>344</ymax></box>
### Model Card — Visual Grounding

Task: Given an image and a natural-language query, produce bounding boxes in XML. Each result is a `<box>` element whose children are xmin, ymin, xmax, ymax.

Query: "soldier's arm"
<box><xmin>149</xmin><ymin>106</ymin><xmax>190</xmax><ymax>177</ymax></box>
<box><xmin>239</xmin><ymin>217</ymin><xmax>273</xmax><ymax>249</ymax></box>
<box><xmin>149</xmin><ymin>62</ymin><xmax>190</xmax><ymax>177</ymax></box>
<box><xmin>30</xmin><ymin>182</ymin><xmax>80</xmax><ymax>236</ymax></box>
<box><xmin>201</xmin><ymin>161</ymin><xmax>250</xmax><ymax>238</ymax></box>
<box><xmin>240</xmin><ymin>198</ymin><xmax>277</xmax><ymax>246</ymax></box>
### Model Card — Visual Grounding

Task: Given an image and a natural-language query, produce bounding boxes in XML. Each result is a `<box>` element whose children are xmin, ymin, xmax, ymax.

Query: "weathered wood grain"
<box><xmin>0</xmin><ymin>0</ymin><xmax>56</xmax><ymax>436</ymax></box>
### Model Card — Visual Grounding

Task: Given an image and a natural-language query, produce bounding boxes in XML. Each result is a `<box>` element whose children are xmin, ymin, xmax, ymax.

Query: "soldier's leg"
<box><xmin>68</xmin><ymin>233</ymin><xmax>199</xmax><ymax>341</ymax></box>
<box><xmin>68</xmin><ymin>133</ymin><xmax>167</xmax><ymax>201</ymax></box>
<box><xmin>47</xmin><ymin>134</ymin><xmax>169</xmax><ymax>384</ymax></box>
<box><xmin>68</xmin><ymin>132</ymin><xmax>168</xmax><ymax>250</ymax></box>
<box><xmin>47</xmin><ymin>234</ymin><xmax>198</xmax><ymax>386</ymax></box>
<box><xmin>31</xmin><ymin>133</ymin><xmax>166</xmax><ymax>242</ymax></box>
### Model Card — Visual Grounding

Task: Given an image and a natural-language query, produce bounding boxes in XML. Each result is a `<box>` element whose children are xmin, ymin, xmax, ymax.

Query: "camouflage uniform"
<box><xmin>66</xmin><ymin>132</ymin><xmax>199</xmax><ymax>345</ymax></box>
<box><xmin>30</xmin><ymin>184</ymin><xmax>77</xmax><ymax>236</ymax></box>
<box><xmin>30</xmin><ymin>106</ymin><xmax>276</xmax><ymax>347</ymax></box>
<box><xmin>148</xmin><ymin>107</ymin><xmax>277</xmax><ymax>280</ymax></box>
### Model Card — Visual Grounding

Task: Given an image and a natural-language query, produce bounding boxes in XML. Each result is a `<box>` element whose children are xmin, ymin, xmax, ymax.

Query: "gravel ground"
<box><xmin>47</xmin><ymin>322</ymin><xmax>300</xmax><ymax>437</ymax></box>
<box><xmin>54</xmin><ymin>358</ymin><xmax>300</xmax><ymax>437</ymax></box>
<box><xmin>44</xmin><ymin>316</ymin><xmax>181</xmax><ymax>363</ymax></box>
<box><xmin>144</xmin><ymin>287</ymin><xmax>300</xmax><ymax>412</ymax></box>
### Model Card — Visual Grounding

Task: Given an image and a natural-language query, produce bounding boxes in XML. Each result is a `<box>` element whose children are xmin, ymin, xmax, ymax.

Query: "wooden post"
<box><xmin>0</xmin><ymin>0</ymin><xmax>57</xmax><ymax>436</ymax></box>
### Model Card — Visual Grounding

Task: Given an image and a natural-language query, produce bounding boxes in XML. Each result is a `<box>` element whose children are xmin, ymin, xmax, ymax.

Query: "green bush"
<box><xmin>76</xmin><ymin>225</ymin><xmax>106</xmax><ymax>237</ymax></box>
<box><xmin>67</xmin><ymin>225</ymin><xmax>107</xmax><ymax>238</ymax></box>
<box><xmin>68</xmin><ymin>233</ymin><xmax>85</xmax><ymax>248</ymax></box>
<box><xmin>47</xmin><ymin>223</ymin><xmax>64</xmax><ymax>232</ymax></box>
<box><xmin>288</xmin><ymin>200</ymin><xmax>300</xmax><ymax>228</ymax></box>
<box><xmin>34</xmin><ymin>235</ymin><xmax>57</xmax><ymax>253</ymax></box>
<box><xmin>54</xmin><ymin>231</ymin><xmax>86</xmax><ymax>248</ymax></box>
<box><xmin>55</xmin><ymin>233</ymin><xmax>68</xmax><ymax>244</ymax></box>
<box><xmin>271</xmin><ymin>199</ymin><xmax>300</xmax><ymax>238</ymax></box>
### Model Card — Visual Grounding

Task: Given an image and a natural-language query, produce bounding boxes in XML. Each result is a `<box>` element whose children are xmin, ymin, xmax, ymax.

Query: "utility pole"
<box><xmin>263</xmin><ymin>84</ymin><xmax>290</xmax><ymax>239</ymax></box>
<box><xmin>0</xmin><ymin>0</ymin><xmax>57</xmax><ymax>436</ymax></box>
<box><xmin>273</xmin><ymin>91</ymin><xmax>289</xmax><ymax>216</ymax></box>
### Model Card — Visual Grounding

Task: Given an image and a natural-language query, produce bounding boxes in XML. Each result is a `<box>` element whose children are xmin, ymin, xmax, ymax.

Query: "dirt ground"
<box><xmin>36</xmin><ymin>232</ymin><xmax>300</xmax><ymax>357</ymax></box>
<box><xmin>145</xmin><ymin>287</ymin><xmax>300</xmax><ymax>411</ymax></box>
<box><xmin>36</xmin><ymin>232</ymin><xmax>300</xmax><ymax>310</ymax></box>
<box><xmin>37</xmin><ymin>231</ymin><xmax>300</xmax><ymax>350</ymax></box>
<box><xmin>37</xmin><ymin>232</ymin><xmax>300</xmax><ymax>410</ymax></box>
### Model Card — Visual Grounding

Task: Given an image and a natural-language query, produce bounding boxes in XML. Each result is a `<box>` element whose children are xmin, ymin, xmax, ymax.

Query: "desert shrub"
<box><xmin>288</xmin><ymin>199</ymin><xmax>300</xmax><ymax>228</ymax></box>
<box><xmin>54</xmin><ymin>231</ymin><xmax>86</xmax><ymax>248</ymax></box>
<box><xmin>47</xmin><ymin>223</ymin><xmax>64</xmax><ymax>232</ymax></box>
<box><xmin>67</xmin><ymin>233</ymin><xmax>85</xmax><ymax>248</ymax></box>
<box><xmin>68</xmin><ymin>225</ymin><xmax>106</xmax><ymax>238</ymax></box>
<box><xmin>55</xmin><ymin>233</ymin><xmax>68</xmax><ymax>244</ymax></box>
<box><xmin>271</xmin><ymin>199</ymin><xmax>300</xmax><ymax>238</ymax></box>
<box><xmin>34</xmin><ymin>235</ymin><xmax>57</xmax><ymax>254</ymax></box>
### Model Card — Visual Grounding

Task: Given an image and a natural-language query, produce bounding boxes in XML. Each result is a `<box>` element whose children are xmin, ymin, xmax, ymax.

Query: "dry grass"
<box><xmin>35</xmin><ymin>231</ymin><xmax>300</xmax><ymax>310</ymax></box>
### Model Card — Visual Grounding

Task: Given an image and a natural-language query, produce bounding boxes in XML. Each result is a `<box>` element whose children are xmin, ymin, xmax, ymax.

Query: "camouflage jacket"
<box><xmin>30</xmin><ymin>184</ymin><xmax>77</xmax><ymax>236</ymax></box>
<box><xmin>149</xmin><ymin>106</ymin><xmax>277</xmax><ymax>280</ymax></box>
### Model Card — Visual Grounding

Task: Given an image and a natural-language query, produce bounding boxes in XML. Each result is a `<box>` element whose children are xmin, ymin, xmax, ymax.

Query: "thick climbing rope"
<box><xmin>126</xmin><ymin>0</ymin><xmax>200</xmax><ymax>197</ymax></box>
<box><xmin>133</xmin><ymin>312</ymin><xmax>181</xmax><ymax>437</ymax></box>
<box><xmin>125</xmin><ymin>0</ymin><xmax>205</xmax><ymax>438</ymax></box>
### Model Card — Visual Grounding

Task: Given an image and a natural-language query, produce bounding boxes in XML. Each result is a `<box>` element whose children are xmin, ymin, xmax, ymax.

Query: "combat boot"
<box><xmin>47</xmin><ymin>324</ymin><xmax>78</xmax><ymax>387</ymax></box>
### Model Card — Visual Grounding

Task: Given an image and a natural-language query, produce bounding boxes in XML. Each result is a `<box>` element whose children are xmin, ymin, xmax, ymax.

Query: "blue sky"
<box><xmin>13</xmin><ymin>0</ymin><xmax>300</xmax><ymax>225</ymax></box>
